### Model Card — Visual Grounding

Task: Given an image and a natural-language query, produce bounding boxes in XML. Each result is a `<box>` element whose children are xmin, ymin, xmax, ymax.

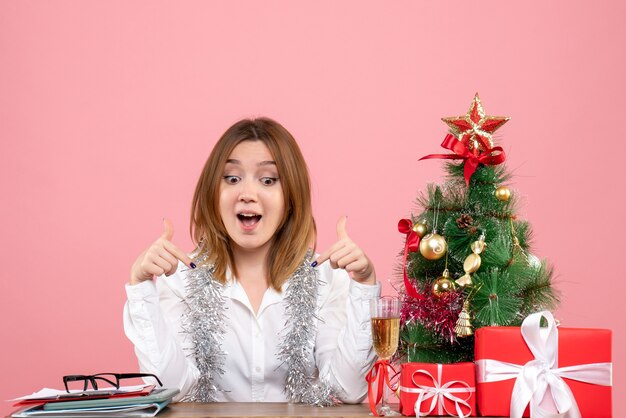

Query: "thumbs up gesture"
<box><xmin>130</xmin><ymin>219</ymin><xmax>195</xmax><ymax>285</ymax></box>
<box><xmin>312</xmin><ymin>216</ymin><xmax>376</xmax><ymax>285</ymax></box>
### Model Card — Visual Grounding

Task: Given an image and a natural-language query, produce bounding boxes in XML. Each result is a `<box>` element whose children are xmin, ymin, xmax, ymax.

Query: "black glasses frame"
<box><xmin>63</xmin><ymin>373</ymin><xmax>163</xmax><ymax>393</ymax></box>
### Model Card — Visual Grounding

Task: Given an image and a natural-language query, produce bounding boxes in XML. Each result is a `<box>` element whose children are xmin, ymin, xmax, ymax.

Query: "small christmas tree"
<box><xmin>397</xmin><ymin>94</ymin><xmax>559</xmax><ymax>364</ymax></box>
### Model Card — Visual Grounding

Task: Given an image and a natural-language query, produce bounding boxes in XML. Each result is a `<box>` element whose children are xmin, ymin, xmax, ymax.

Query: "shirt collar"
<box><xmin>222</xmin><ymin>269</ymin><xmax>287</xmax><ymax>316</ymax></box>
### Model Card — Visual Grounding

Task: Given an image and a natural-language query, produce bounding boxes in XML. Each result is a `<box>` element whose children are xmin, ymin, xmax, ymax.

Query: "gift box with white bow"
<box><xmin>474</xmin><ymin>311</ymin><xmax>612</xmax><ymax>418</ymax></box>
<box><xmin>398</xmin><ymin>362</ymin><xmax>476</xmax><ymax>417</ymax></box>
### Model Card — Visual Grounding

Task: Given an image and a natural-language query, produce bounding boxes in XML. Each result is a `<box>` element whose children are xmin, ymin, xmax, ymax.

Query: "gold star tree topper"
<box><xmin>442</xmin><ymin>93</ymin><xmax>510</xmax><ymax>155</ymax></box>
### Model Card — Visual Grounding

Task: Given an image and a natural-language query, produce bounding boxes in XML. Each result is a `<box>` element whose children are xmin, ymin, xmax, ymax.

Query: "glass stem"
<box><xmin>379</xmin><ymin>361</ymin><xmax>394</xmax><ymax>415</ymax></box>
<box><xmin>381</xmin><ymin>377</ymin><xmax>389</xmax><ymax>410</ymax></box>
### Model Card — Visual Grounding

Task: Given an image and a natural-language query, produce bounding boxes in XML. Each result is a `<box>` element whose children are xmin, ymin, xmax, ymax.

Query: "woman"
<box><xmin>124</xmin><ymin>117</ymin><xmax>380</xmax><ymax>405</ymax></box>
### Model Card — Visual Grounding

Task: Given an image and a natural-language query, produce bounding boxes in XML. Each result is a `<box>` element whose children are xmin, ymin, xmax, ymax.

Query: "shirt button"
<box><xmin>255</xmin><ymin>367</ymin><xmax>261</xmax><ymax>373</ymax></box>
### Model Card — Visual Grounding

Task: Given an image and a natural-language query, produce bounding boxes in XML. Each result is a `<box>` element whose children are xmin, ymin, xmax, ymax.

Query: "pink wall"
<box><xmin>1</xmin><ymin>1</ymin><xmax>624</xmax><ymax>415</ymax></box>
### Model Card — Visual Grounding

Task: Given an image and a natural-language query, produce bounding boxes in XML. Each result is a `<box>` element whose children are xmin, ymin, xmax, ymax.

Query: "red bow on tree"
<box><xmin>398</xmin><ymin>219</ymin><xmax>424</xmax><ymax>300</ymax></box>
<box><xmin>419</xmin><ymin>134</ymin><xmax>506</xmax><ymax>185</ymax></box>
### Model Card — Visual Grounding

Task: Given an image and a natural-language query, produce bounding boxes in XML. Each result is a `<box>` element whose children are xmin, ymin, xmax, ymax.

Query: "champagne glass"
<box><xmin>370</xmin><ymin>296</ymin><xmax>401</xmax><ymax>416</ymax></box>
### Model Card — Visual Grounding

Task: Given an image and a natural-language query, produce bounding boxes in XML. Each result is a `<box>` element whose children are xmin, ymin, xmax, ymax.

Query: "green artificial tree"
<box><xmin>396</xmin><ymin>94</ymin><xmax>559</xmax><ymax>364</ymax></box>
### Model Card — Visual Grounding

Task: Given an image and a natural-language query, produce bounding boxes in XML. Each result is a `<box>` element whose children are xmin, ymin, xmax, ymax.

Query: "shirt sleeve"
<box><xmin>122</xmin><ymin>264</ymin><xmax>199</xmax><ymax>401</ymax></box>
<box><xmin>313</xmin><ymin>262</ymin><xmax>381</xmax><ymax>403</ymax></box>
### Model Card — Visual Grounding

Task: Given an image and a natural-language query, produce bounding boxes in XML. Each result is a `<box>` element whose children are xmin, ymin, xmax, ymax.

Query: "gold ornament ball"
<box><xmin>419</xmin><ymin>233</ymin><xmax>447</xmax><ymax>260</ymax></box>
<box><xmin>432</xmin><ymin>275</ymin><xmax>456</xmax><ymax>297</ymax></box>
<box><xmin>412</xmin><ymin>222</ymin><xmax>428</xmax><ymax>238</ymax></box>
<box><xmin>495</xmin><ymin>186</ymin><xmax>511</xmax><ymax>201</ymax></box>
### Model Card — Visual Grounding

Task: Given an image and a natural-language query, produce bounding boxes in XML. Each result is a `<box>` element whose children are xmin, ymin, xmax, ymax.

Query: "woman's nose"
<box><xmin>238</xmin><ymin>179</ymin><xmax>257</xmax><ymax>202</ymax></box>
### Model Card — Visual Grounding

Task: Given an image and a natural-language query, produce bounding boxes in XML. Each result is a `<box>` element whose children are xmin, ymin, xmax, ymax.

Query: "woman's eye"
<box><xmin>260</xmin><ymin>177</ymin><xmax>279</xmax><ymax>186</ymax></box>
<box><xmin>223</xmin><ymin>176</ymin><xmax>240</xmax><ymax>184</ymax></box>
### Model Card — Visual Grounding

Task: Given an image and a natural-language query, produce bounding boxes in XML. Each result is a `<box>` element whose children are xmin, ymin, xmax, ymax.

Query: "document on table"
<box><xmin>11</xmin><ymin>400</ymin><xmax>171</xmax><ymax>417</ymax></box>
<box><xmin>9</xmin><ymin>387</ymin><xmax>178</xmax><ymax>417</ymax></box>
<box><xmin>12</xmin><ymin>385</ymin><xmax>152</xmax><ymax>403</ymax></box>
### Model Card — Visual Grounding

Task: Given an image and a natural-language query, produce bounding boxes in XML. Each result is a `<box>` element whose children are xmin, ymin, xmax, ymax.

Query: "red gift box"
<box><xmin>475</xmin><ymin>311</ymin><xmax>612</xmax><ymax>417</ymax></box>
<box><xmin>399</xmin><ymin>362</ymin><xmax>476</xmax><ymax>417</ymax></box>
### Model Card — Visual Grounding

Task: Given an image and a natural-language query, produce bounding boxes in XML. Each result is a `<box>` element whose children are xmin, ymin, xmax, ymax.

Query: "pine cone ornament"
<box><xmin>456</xmin><ymin>214</ymin><xmax>474</xmax><ymax>230</ymax></box>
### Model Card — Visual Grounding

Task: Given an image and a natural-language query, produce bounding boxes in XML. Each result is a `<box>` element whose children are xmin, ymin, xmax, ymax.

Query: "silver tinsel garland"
<box><xmin>276</xmin><ymin>252</ymin><xmax>340</xmax><ymax>406</ymax></box>
<box><xmin>181</xmin><ymin>251</ymin><xmax>339</xmax><ymax>406</ymax></box>
<box><xmin>180</xmin><ymin>256</ymin><xmax>227</xmax><ymax>402</ymax></box>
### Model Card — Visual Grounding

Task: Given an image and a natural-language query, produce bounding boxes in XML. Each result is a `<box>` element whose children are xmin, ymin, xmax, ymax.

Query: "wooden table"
<box><xmin>157</xmin><ymin>402</ymin><xmax>377</xmax><ymax>417</ymax></box>
<box><xmin>6</xmin><ymin>402</ymin><xmax>385</xmax><ymax>418</ymax></box>
<box><xmin>7</xmin><ymin>402</ymin><xmax>496</xmax><ymax>417</ymax></box>
<box><xmin>157</xmin><ymin>403</ymin><xmax>494</xmax><ymax>417</ymax></box>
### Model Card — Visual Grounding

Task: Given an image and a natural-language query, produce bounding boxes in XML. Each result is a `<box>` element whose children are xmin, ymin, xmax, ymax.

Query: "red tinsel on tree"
<box><xmin>401</xmin><ymin>290</ymin><xmax>465</xmax><ymax>344</ymax></box>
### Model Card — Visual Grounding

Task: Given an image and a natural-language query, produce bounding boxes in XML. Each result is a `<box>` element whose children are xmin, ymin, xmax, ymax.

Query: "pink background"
<box><xmin>1</xmin><ymin>1</ymin><xmax>624</xmax><ymax>415</ymax></box>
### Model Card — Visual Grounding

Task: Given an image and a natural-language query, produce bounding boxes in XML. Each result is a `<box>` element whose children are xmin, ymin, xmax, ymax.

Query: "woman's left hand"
<box><xmin>312</xmin><ymin>216</ymin><xmax>377</xmax><ymax>285</ymax></box>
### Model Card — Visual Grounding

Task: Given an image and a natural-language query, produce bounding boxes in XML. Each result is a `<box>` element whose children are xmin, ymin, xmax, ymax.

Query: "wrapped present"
<box><xmin>475</xmin><ymin>311</ymin><xmax>612</xmax><ymax>418</ymax></box>
<box><xmin>399</xmin><ymin>362</ymin><xmax>476</xmax><ymax>417</ymax></box>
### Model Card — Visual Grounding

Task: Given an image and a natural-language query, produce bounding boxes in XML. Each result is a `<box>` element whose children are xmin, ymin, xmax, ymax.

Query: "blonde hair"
<box><xmin>190</xmin><ymin>117</ymin><xmax>316</xmax><ymax>290</ymax></box>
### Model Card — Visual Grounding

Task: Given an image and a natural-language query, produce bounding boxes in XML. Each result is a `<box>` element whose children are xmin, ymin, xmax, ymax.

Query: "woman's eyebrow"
<box><xmin>224</xmin><ymin>160</ymin><xmax>275</xmax><ymax>166</ymax></box>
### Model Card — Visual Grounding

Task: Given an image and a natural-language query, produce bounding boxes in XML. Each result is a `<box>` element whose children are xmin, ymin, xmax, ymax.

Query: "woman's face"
<box><xmin>219</xmin><ymin>140</ymin><xmax>285</xmax><ymax>255</ymax></box>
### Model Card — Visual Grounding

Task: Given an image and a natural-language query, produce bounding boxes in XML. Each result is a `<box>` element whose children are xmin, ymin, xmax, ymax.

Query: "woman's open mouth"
<box><xmin>237</xmin><ymin>212</ymin><xmax>262</xmax><ymax>229</ymax></box>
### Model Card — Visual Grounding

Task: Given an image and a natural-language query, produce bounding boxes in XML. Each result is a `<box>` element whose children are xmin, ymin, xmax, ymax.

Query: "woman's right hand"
<box><xmin>130</xmin><ymin>219</ymin><xmax>195</xmax><ymax>285</ymax></box>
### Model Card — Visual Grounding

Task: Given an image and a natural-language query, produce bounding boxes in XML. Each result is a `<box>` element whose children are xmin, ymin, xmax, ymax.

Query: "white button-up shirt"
<box><xmin>123</xmin><ymin>260</ymin><xmax>380</xmax><ymax>403</ymax></box>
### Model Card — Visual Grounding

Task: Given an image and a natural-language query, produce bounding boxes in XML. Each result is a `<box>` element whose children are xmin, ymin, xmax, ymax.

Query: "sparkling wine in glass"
<box><xmin>370</xmin><ymin>296</ymin><xmax>401</xmax><ymax>416</ymax></box>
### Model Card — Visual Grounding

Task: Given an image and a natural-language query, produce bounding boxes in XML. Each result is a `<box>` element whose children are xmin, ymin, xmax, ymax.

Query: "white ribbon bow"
<box><xmin>399</xmin><ymin>363</ymin><xmax>474</xmax><ymax>418</ymax></box>
<box><xmin>476</xmin><ymin>311</ymin><xmax>612</xmax><ymax>418</ymax></box>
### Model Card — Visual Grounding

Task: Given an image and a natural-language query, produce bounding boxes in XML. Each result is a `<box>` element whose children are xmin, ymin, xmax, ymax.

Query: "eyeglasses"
<box><xmin>63</xmin><ymin>373</ymin><xmax>163</xmax><ymax>393</ymax></box>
